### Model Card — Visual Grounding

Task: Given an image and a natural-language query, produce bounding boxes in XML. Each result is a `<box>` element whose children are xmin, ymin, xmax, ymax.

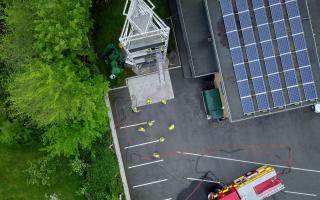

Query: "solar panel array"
<box><xmin>220</xmin><ymin>0</ymin><xmax>318</xmax><ymax>115</ymax></box>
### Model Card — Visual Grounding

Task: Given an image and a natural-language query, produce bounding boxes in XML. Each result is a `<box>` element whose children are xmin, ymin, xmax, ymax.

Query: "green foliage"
<box><xmin>24</xmin><ymin>157</ymin><xmax>57</xmax><ymax>186</ymax></box>
<box><xmin>0</xmin><ymin>0</ymin><xmax>36</xmax><ymax>67</ymax></box>
<box><xmin>2</xmin><ymin>0</ymin><xmax>109</xmax><ymax>157</ymax></box>
<box><xmin>84</xmin><ymin>139</ymin><xmax>122</xmax><ymax>200</ymax></box>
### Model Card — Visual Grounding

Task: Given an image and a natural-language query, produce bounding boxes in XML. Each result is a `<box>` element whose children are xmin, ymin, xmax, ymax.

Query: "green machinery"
<box><xmin>202</xmin><ymin>88</ymin><xmax>223</xmax><ymax>121</ymax></box>
<box><xmin>102</xmin><ymin>44</ymin><xmax>125</xmax><ymax>79</ymax></box>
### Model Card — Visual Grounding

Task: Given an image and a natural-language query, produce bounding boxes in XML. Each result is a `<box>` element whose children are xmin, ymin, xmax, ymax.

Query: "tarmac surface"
<box><xmin>109</xmin><ymin>67</ymin><xmax>320</xmax><ymax>200</ymax></box>
<box><xmin>108</xmin><ymin>0</ymin><xmax>320</xmax><ymax>199</ymax></box>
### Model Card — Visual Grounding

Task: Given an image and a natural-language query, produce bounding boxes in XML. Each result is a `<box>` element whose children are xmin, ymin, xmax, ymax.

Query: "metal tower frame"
<box><xmin>119</xmin><ymin>0</ymin><xmax>170</xmax><ymax>83</ymax></box>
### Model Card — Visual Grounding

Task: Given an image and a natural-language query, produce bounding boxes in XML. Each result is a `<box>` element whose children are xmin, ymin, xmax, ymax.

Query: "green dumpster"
<box><xmin>202</xmin><ymin>88</ymin><xmax>223</xmax><ymax>121</ymax></box>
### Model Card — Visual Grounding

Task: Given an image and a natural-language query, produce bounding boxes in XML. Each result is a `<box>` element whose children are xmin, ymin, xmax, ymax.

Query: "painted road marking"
<box><xmin>124</xmin><ymin>139</ymin><xmax>160</xmax><ymax>149</ymax></box>
<box><xmin>186</xmin><ymin>178</ymin><xmax>221</xmax><ymax>184</ymax></box>
<box><xmin>180</xmin><ymin>152</ymin><xmax>320</xmax><ymax>173</ymax></box>
<box><xmin>284</xmin><ymin>191</ymin><xmax>318</xmax><ymax>197</ymax></box>
<box><xmin>169</xmin><ymin>65</ymin><xmax>182</xmax><ymax>70</ymax></box>
<box><xmin>128</xmin><ymin>160</ymin><xmax>164</xmax><ymax>169</ymax></box>
<box><xmin>163</xmin><ymin>198</ymin><xmax>172</xmax><ymax>200</ymax></box>
<box><xmin>109</xmin><ymin>85</ymin><xmax>128</xmax><ymax>91</ymax></box>
<box><xmin>132</xmin><ymin>179</ymin><xmax>168</xmax><ymax>188</ymax></box>
<box><xmin>120</xmin><ymin>121</ymin><xmax>147</xmax><ymax>129</ymax></box>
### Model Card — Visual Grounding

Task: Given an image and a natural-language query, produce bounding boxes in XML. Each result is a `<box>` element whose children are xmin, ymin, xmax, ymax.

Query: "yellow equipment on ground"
<box><xmin>159</xmin><ymin>137</ymin><xmax>166</xmax><ymax>143</ymax></box>
<box><xmin>147</xmin><ymin>120</ymin><xmax>155</xmax><ymax>127</ymax></box>
<box><xmin>168</xmin><ymin>124</ymin><xmax>175</xmax><ymax>131</ymax></box>
<box><xmin>153</xmin><ymin>152</ymin><xmax>160</xmax><ymax>159</ymax></box>
<box><xmin>137</xmin><ymin>127</ymin><xmax>146</xmax><ymax>132</ymax></box>
<box><xmin>132</xmin><ymin>106</ymin><xmax>140</xmax><ymax>113</ymax></box>
<box><xmin>146</xmin><ymin>97</ymin><xmax>152</xmax><ymax>105</ymax></box>
<box><xmin>161</xmin><ymin>99</ymin><xmax>167</xmax><ymax>105</ymax></box>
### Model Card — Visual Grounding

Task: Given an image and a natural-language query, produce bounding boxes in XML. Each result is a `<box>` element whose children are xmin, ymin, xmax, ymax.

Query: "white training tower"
<box><xmin>119</xmin><ymin>0</ymin><xmax>170</xmax><ymax>84</ymax></box>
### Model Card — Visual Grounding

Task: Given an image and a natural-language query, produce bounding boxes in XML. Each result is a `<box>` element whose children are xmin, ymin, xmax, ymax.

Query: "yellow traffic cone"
<box><xmin>168</xmin><ymin>124</ymin><xmax>175</xmax><ymax>131</ymax></box>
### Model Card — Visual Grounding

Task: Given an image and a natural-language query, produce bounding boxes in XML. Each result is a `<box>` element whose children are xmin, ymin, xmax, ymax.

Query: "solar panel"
<box><xmin>255</xmin><ymin>9</ymin><xmax>268</xmax><ymax>24</ymax></box>
<box><xmin>230</xmin><ymin>47</ymin><xmax>244</xmax><ymax>65</ymax></box>
<box><xmin>223</xmin><ymin>15</ymin><xmax>237</xmax><ymax>32</ymax></box>
<box><xmin>277</xmin><ymin>37</ymin><xmax>291</xmax><ymax>54</ymax></box>
<box><xmin>238</xmin><ymin>80</ymin><xmax>251</xmax><ymax>97</ymax></box>
<box><xmin>257</xmin><ymin>25</ymin><xmax>272</xmax><ymax>41</ymax></box>
<box><xmin>242</xmin><ymin>28</ymin><xmax>256</xmax><ymax>44</ymax></box>
<box><xmin>271</xmin><ymin>90</ymin><xmax>286</xmax><ymax>107</ymax></box>
<box><xmin>304</xmin><ymin>83</ymin><xmax>317</xmax><ymax>100</ymax></box>
<box><xmin>285</xmin><ymin>0</ymin><xmax>300</xmax><ymax>18</ymax></box>
<box><xmin>273</xmin><ymin>21</ymin><xmax>287</xmax><ymax>38</ymax></box>
<box><xmin>227</xmin><ymin>31</ymin><xmax>241</xmax><ymax>48</ymax></box>
<box><xmin>280</xmin><ymin>54</ymin><xmax>294</xmax><ymax>70</ymax></box>
<box><xmin>300</xmin><ymin>66</ymin><xmax>314</xmax><ymax>84</ymax></box>
<box><xmin>284</xmin><ymin>0</ymin><xmax>318</xmax><ymax>101</ymax></box>
<box><xmin>252</xmin><ymin>0</ymin><xmax>265</xmax><ymax>8</ymax></box>
<box><xmin>236</xmin><ymin>0</ymin><xmax>249</xmax><ymax>12</ymax></box>
<box><xmin>268</xmin><ymin>0</ymin><xmax>279</xmax><ymax>6</ymax></box>
<box><xmin>256</xmin><ymin>93</ymin><xmax>269</xmax><ymax>110</ymax></box>
<box><xmin>249</xmin><ymin>61</ymin><xmax>263</xmax><ymax>77</ymax></box>
<box><xmin>287</xmin><ymin>86</ymin><xmax>301</xmax><ymax>103</ymax></box>
<box><xmin>296</xmin><ymin>50</ymin><xmax>310</xmax><ymax>67</ymax></box>
<box><xmin>261</xmin><ymin>41</ymin><xmax>274</xmax><ymax>58</ymax></box>
<box><xmin>234</xmin><ymin>64</ymin><xmax>248</xmax><ymax>81</ymax></box>
<box><xmin>241</xmin><ymin>97</ymin><xmax>255</xmax><ymax>114</ymax></box>
<box><xmin>220</xmin><ymin>0</ymin><xmax>234</xmax><ymax>16</ymax></box>
<box><xmin>269</xmin><ymin>3</ymin><xmax>284</xmax><ymax>21</ymax></box>
<box><xmin>292</xmin><ymin>33</ymin><xmax>307</xmax><ymax>50</ymax></box>
<box><xmin>268</xmin><ymin>73</ymin><xmax>282</xmax><ymax>90</ymax></box>
<box><xmin>284</xmin><ymin>70</ymin><xmax>298</xmax><ymax>87</ymax></box>
<box><xmin>239</xmin><ymin>12</ymin><xmax>252</xmax><ymax>29</ymax></box>
<box><xmin>246</xmin><ymin>45</ymin><xmax>259</xmax><ymax>61</ymax></box>
<box><xmin>264</xmin><ymin>57</ymin><xmax>278</xmax><ymax>74</ymax></box>
<box><xmin>252</xmin><ymin>77</ymin><xmax>266</xmax><ymax>94</ymax></box>
<box><xmin>289</xmin><ymin>17</ymin><xmax>303</xmax><ymax>34</ymax></box>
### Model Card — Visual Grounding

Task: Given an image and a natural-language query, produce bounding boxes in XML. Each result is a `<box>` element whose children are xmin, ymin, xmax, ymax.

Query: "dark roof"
<box><xmin>170</xmin><ymin>0</ymin><xmax>219</xmax><ymax>77</ymax></box>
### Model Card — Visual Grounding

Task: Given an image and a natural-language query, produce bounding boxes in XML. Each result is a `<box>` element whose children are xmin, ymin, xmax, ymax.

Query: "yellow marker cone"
<box><xmin>137</xmin><ymin>127</ymin><xmax>145</xmax><ymax>132</ymax></box>
<box><xmin>161</xmin><ymin>99</ymin><xmax>167</xmax><ymax>105</ymax></box>
<box><xmin>147</xmin><ymin>120</ymin><xmax>155</xmax><ymax>127</ymax></box>
<box><xmin>159</xmin><ymin>137</ymin><xmax>166</xmax><ymax>143</ymax></box>
<box><xmin>153</xmin><ymin>152</ymin><xmax>161</xmax><ymax>159</ymax></box>
<box><xmin>168</xmin><ymin>124</ymin><xmax>175</xmax><ymax>131</ymax></box>
<box><xmin>132</xmin><ymin>106</ymin><xmax>140</xmax><ymax>113</ymax></box>
<box><xmin>146</xmin><ymin>97</ymin><xmax>152</xmax><ymax>105</ymax></box>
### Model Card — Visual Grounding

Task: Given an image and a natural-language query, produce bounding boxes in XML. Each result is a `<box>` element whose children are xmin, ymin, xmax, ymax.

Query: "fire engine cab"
<box><xmin>208</xmin><ymin>166</ymin><xmax>285</xmax><ymax>200</ymax></box>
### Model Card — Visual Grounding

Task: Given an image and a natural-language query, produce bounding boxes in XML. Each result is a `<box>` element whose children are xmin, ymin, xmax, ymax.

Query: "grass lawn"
<box><xmin>0</xmin><ymin>143</ymin><xmax>83</xmax><ymax>200</ymax></box>
<box><xmin>92</xmin><ymin>0</ymin><xmax>171</xmax><ymax>88</ymax></box>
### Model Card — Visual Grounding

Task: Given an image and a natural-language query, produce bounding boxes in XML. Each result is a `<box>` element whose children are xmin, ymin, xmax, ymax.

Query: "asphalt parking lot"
<box><xmin>109</xmin><ymin>67</ymin><xmax>320</xmax><ymax>200</ymax></box>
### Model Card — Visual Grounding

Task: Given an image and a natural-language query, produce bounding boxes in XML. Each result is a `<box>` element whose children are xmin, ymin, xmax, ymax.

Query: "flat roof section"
<box><xmin>204</xmin><ymin>0</ymin><xmax>320</xmax><ymax>122</ymax></box>
<box><xmin>175</xmin><ymin>0</ymin><xmax>219</xmax><ymax>77</ymax></box>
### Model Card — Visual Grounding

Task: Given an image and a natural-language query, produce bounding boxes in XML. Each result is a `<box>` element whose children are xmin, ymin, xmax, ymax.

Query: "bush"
<box><xmin>84</xmin><ymin>139</ymin><xmax>122</xmax><ymax>200</ymax></box>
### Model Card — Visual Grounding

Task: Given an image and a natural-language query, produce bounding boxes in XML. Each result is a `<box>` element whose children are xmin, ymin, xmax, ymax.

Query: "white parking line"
<box><xmin>128</xmin><ymin>160</ymin><xmax>164</xmax><ymax>169</ymax></box>
<box><xmin>163</xmin><ymin>198</ymin><xmax>172</xmax><ymax>200</ymax></box>
<box><xmin>180</xmin><ymin>152</ymin><xmax>320</xmax><ymax>173</ymax></box>
<box><xmin>120</xmin><ymin>122</ymin><xmax>147</xmax><ymax>129</ymax></box>
<box><xmin>132</xmin><ymin>179</ymin><xmax>168</xmax><ymax>188</ymax></box>
<box><xmin>124</xmin><ymin>139</ymin><xmax>160</xmax><ymax>149</ymax></box>
<box><xmin>168</xmin><ymin>65</ymin><xmax>182</xmax><ymax>70</ymax></box>
<box><xmin>186</xmin><ymin>177</ymin><xmax>220</xmax><ymax>184</ymax></box>
<box><xmin>284</xmin><ymin>190</ymin><xmax>318</xmax><ymax>197</ymax></box>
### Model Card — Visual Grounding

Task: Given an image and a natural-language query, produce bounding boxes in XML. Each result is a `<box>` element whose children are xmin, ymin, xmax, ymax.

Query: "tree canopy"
<box><xmin>1</xmin><ymin>0</ymin><xmax>109</xmax><ymax>157</ymax></box>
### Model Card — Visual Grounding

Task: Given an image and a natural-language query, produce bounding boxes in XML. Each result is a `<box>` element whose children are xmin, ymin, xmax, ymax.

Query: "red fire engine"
<box><xmin>208</xmin><ymin>166</ymin><xmax>285</xmax><ymax>200</ymax></box>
